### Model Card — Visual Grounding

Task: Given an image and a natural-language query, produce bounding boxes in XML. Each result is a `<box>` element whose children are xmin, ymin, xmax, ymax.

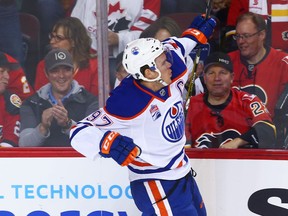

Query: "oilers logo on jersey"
<box><xmin>162</xmin><ymin>101</ymin><xmax>185</xmax><ymax>143</ymax></box>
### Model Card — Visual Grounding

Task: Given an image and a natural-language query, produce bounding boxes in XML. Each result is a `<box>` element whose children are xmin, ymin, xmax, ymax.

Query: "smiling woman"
<box><xmin>34</xmin><ymin>17</ymin><xmax>99</xmax><ymax>96</ymax></box>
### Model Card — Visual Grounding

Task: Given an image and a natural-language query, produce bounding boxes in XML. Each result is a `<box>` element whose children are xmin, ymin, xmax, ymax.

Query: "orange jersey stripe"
<box><xmin>148</xmin><ymin>181</ymin><xmax>169</xmax><ymax>216</ymax></box>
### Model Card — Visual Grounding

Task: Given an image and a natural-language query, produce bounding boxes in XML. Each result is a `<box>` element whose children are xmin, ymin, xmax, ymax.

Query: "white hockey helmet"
<box><xmin>122</xmin><ymin>38</ymin><xmax>165</xmax><ymax>82</ymax></box>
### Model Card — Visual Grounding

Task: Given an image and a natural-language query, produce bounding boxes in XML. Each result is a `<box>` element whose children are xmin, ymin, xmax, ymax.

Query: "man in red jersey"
<box><xmin>5</xmin><ymin>53</ymin><xmax>34</xmax><ymax>100</ymax></box>
<box><xmin>229</xmin><ymin>12</ymin><xmax>288</xmax><ymax>119</ymax></box>
<box><xmin>229</xmin><ymin>12</ymin><xmax>288</xmax><ymax>147</ymax></box>
<box><xmin>225</xmin><ymin>0</ymin><xmax>288</xmax><ymax>52</ymax></box>
<box><xmin>0</xmin><ymin>52</ymin><xmax>22</xmax><ymax>147</ymax></box>
<box><xmin>185</xmin><ymin>52</ymin><xmax>276</xmax><ymax>149</ymax></box>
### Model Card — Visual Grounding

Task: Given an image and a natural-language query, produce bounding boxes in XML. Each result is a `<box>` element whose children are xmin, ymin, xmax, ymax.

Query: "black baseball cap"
<box><xmin>0</xmin><ymin>52</ymin><xmax>20</xmax><ymax>70</ymax></box>
<box><xmin>204</xmin><ymin>52</ymin><xmax>233</xmax><ymax>73</ymax></box>
<box><xmin>44</xmin><ymin>48</ymin><xmax>73</xmax><ymax>72</ymax></box>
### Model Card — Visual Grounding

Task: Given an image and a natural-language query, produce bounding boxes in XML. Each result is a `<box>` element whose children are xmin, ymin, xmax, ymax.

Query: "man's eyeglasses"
<box><xmin>232</xmin><ymin>30</ymin><xmax>263</xmax><ymax>41</ymax></box>
<box><xmin>48</xmin><ymin>33</ymin><xmax>68</xmax><ymax>42</ymax></box>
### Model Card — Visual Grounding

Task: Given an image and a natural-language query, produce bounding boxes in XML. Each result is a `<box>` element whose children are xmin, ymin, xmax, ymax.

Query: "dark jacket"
<box><xmin>19</xmin><ymin>80</ymin><xmax>98</xmax><ymax>147</ymax></box>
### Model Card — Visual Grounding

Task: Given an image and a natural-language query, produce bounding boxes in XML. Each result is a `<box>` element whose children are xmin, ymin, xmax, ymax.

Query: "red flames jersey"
<box><xmin>185</xmin><ymin>89</ymin><xmax>273</xmax><ymax>148</ymax></box>
<box><xmin>5</xmin><ymin>54</ymin><xmax>34</xmax><ymax>100</ymax></box>
<box><xmin>229</xmin><ymin>47</ymin><xmax>288</xmax><ymax>117</ymax></box>
<box><xmin>0</xmin><ymin>92</ymin><xmax>21</xmax><ymax>146</ymax></box>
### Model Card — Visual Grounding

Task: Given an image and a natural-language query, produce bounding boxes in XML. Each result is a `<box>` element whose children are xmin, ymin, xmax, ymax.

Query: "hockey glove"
<box><xmin>99</xmin><ymin>131</ymin><xmax>141</xmax><ymax>166</ymax></box>
<box><xmin>182</xmin><ymin>14</ymin><xmax>216</xmax><ymax>44</ymax></box>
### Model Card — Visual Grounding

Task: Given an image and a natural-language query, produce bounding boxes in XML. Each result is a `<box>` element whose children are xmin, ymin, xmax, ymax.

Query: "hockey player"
<box><xmin>0</xmin><ymin>52</ymin><xmax>22</xmax><ymax>147</ymax></box>
<box><xmin>185</xmin><ymin>52</ymin><xmax>276</xmax><ymax>149</ymax></box>
<box><xmin>70</xmin><ymin>15</ymin><xmax>216</xmax><ymax>215</ymax></box>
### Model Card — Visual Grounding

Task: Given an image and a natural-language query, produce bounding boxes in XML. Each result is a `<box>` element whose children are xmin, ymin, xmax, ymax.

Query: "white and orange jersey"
<box><xmin>70</xmin><ymin>37</ymin><xmax>197</xmax><ymax>182</ymax></box>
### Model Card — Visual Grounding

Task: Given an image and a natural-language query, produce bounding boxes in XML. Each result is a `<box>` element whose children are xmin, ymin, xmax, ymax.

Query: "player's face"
<box><xmin>46</xmin><ymin>65</ymin><xmax>74</xmax><ymax>96</ymax></box>
<box><xmin>155</xmin><ymin>52</ymin><xmax>172</xmax><ymax>85</ymax></box>
<box><xmin>49</xmin><ymin>26</ymin><xmax>74</xmax><ymax>52</ymax></box>
<box><xmin>235</xmin><ymin>19</ymin><xmax>265</xmax><ymax>60</ymax></box>
<box><xmin>0</xmin><ymin>67</ymin><xmax>9</xmax><ymax>94</ymax></box>
<box><xmin>204</xmin><ymin>66</ymin><xmax>233</xmax><ymax>99</ymax></box>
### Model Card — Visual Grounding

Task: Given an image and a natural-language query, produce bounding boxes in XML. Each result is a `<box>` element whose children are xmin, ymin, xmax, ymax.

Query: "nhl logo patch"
<box><xmin>150</xmin><ymin>104</ymin><xmax>161</xmax><ymax>121</ymax></box>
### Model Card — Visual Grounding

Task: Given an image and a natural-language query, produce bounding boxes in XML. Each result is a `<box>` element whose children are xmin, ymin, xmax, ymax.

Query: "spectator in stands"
<box><xmin>211</xmin><ymin>0</ymin><xmax>231</xmax><ymax>27</ymax></box>
<box><xmin>5</xmin><ymin>52</ymin><xmax>35</xmax><ymax>100</ymax></box>
<box><xmin>113</xmin><ymin>51</ymin><xmax>128</xmax><ymax>88</ymax></box>
<box><xmin>229</xmin><ymin>12</ymin><xmax>288</xmax><ymax>119</ymax></box>
<box><xmin>0</xmin><ymin>0</ymin><xmax>24</xmax><ymax>65</ymax></box>
<box><xmin>139</xmin><ymin>16</ymin><xmax>182</xmax><ymax>40</ymax></box>
<box><xmin>223</xmin><ymin>0</ymin><xmax>288</xmax><ymax>52</ymax></box>
<box><xmin>34</xmin><ymin>17</ymin><xmax>99</xmax><ymax>96</ymax></box>
<box><xmin>229</xmin><ymin>12</ymin><xmax>288</xmax><ymax>147</ymax></box>
<box><xmin>71</xmin><ymin>0</ymin><xmax>160</xmax><ymax>88</ymax></box>
<box><xmin>19</xmin><ymin>48</ymin><xmax>98</xmax><ymax>147</ymax></box>
<box><xmin>0</xmin><ymin>51</ymin><xmax>22</xmax><ymax>147</ymax></box>
<box><xmin>185</xmin><ymin>52</ymin><xmax>276</xmax><ymax>149</ymax></box>
<box><xmin>21</xmin><ymin>0</ymin><xmax>66</xmax><ymax>58</ymax></box>
<box><xmin>71</xmin><ymin>0</ymin><xmax>161</xmax><ymax>58</ymax></box>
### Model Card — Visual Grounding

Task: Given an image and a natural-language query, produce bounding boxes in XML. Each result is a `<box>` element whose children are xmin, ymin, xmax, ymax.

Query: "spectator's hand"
<box><xmin>40</xmin><ymin>108</ymin><xmax>54</xmax><ymax>135</ymax></box>
<box><xmin>219</xmin><ymin>138</ymin><xmax>247</xmax><ymax>149</ymax></box>
<box><xmin>196</xmin><ymin>61</ymin><xmax>204</xmax><ymax>77</ymax></box>
<box><xmin>53</xmin><ymin>100</ymin><xmax>69</xmax><ymax>127</ymax></box>
<box><xmin>108</xmin><ymin>30</ymin><xmax>119</xmax><ymax>46</ymax></box>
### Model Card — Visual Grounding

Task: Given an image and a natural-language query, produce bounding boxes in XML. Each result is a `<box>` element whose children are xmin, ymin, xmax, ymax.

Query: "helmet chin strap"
<box><xmin>143</xmin><ymin>70</ymin><xmax>168</xmax><ymax>86</ymax></box>
<box><xmin>155</xmin><ymin>69</ymin><xmax>168</xmax><ymax>86</ymax></box>
<box><xmin>158</xmin><ymin>79</ymin><xmax>168</xmax><ymax>86</ymax></box>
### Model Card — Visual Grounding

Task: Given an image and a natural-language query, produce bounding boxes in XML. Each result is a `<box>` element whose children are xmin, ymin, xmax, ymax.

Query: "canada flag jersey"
<box><xmin>71</xmin><ymin>0</ymin><xmax>160</xmax><ymax>56</ymax></box>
